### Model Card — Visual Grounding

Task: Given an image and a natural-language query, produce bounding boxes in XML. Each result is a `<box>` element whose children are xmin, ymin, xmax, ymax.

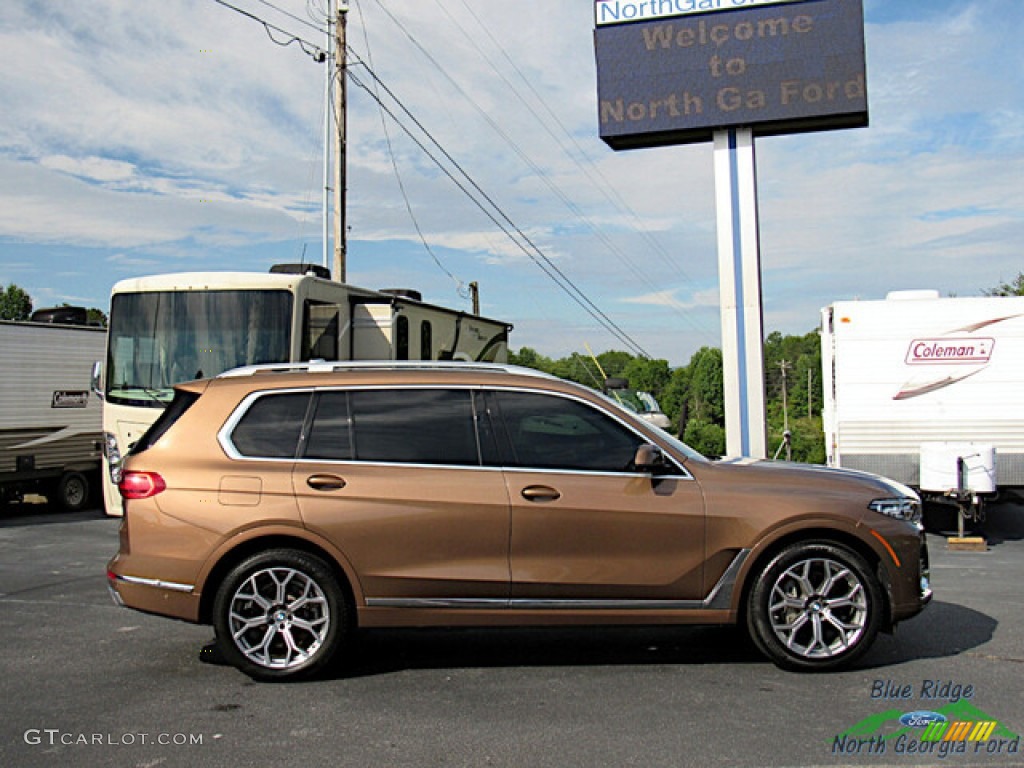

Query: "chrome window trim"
<box><xmin>488</xmin><ymin>385</ymin><xmax>692</xmax><ymax>479</ymax></box>
<box><xmin>218</xmin><ymin>387</ymin><xmax>315</xmax><ymax>461</ymax></box>
<box><xmin>217</xmin><ymin>383</ymin><xmax>692</xmax><ymax>479</ymax></box>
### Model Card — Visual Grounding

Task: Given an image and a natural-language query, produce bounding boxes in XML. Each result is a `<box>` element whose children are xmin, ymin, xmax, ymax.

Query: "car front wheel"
<box><xmin>747</xmin><ymin>542</ymin><xmax>883</xmax><ymax>671</ymax></box>
<box><xmin>212</xmin><ymin>549</ymin><xmax>347</xmax><ymax>681</ymax></box>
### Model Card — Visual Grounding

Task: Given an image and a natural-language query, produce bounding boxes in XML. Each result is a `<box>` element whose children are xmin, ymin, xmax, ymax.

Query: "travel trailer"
<box><xmin>821</xmin><ymin>291</ymin><xmax>1024</xmax><ymax>516</ymax></box>
<box><xmin>0</xmin><ymin>310</ymin><xmax>105</xmax><ymax>509</ymax></box>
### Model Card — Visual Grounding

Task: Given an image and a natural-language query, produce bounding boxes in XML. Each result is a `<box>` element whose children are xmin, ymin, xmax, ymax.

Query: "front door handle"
<box><xmin>521</xmin><ymin>485</ymin><xmax>560</xmax><ymax>502</ymax></box>
<box><xmin>306</xmin><ymin>474</ymin><xmax>347</xmax><ymax>491</ymax></box>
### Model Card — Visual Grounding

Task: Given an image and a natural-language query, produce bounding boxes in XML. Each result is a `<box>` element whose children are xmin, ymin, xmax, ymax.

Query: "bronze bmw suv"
<box><xmin>107</xmin><ymin>362</ymin><xmax>931</xmax><ymax>680</ymax></box>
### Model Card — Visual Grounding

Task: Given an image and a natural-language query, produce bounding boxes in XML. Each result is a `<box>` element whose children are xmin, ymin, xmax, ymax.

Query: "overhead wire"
<box><xmin>358</xmin><ymin>3</ymin><xmax>651</xmax><ymax>355</ymax></box>
<box><xmin>345</xmin><ymin>60</ymin><xmax>649</xmax><ymax>357</ymax></box>
<box><xmin>211</xmin><ymin>0</ymin><xmax>326</xmax><ymax>59</ymax></box>
<box><xmin>448</xmin><ymin>0</ymin><xmax>716</xmax><ymax>342</ymax></box>
<box><xmin>212</xmin><ymin>0</ymin><xmax>652</xmax><ymax>356</ymax></box>
<box><xmin>350</xmin><ymin>0</ymin><xmax>471</xmax><ymax>301</ymax></box>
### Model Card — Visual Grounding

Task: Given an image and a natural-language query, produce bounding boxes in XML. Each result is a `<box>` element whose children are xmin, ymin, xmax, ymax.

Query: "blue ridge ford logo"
<box><xmin>900</xmin><ymin>711</ymin><xmax>948</xmax><ymax>728</ymax></box>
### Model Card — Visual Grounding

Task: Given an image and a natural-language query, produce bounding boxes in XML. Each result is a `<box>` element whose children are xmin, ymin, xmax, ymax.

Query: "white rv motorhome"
<box><xmin>0</xmin><ymin>311</ymin><xmax>106</xmax><ymax>509</ymax></box>
<box><xmin>821</xmin><ymin>291</ymin><xmax>1024</xmax><ymax>511</ymax></box>
<box><xmin>96</xmin><ymin>266</ymin><xmax>513</xmax><ymax>516</ymax></box>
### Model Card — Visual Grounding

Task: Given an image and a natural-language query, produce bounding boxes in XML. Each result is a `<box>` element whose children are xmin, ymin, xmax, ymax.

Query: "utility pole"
<box><xmin>777</xmin><ymin>359</ymin><xmax>792</xmax><ymax>461</ymax></box>
<box><xmin>469</xmin><ymin>282</ymin><xmax>480</xmax><ymax>316</ymax></box>
<box><xmin>332</xmin><ymin>3</ymin><xmax>349</xmax><ymax>283</ymax></box>
<box><xmin>778</xmin><ymin>359</ymin><xmax>791</xmax><ymax>432</ymax></box>
<box><xmin>808</xmin><ymin>368</ymin><xmax>813</xmax><ymax>419</ymax></box>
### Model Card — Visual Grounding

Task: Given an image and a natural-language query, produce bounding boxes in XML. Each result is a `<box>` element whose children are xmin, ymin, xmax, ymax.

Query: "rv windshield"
<box><xmin>106</xmin><ymin>289</ymin><xmax>293</xmax><ymax>407</ymax></box>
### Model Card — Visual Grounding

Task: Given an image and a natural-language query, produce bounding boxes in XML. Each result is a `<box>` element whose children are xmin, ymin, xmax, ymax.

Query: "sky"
<box><xmin>1</xmin><ymin>0</ymin><xmax>1022</xmax><ymax>367</ymax></box>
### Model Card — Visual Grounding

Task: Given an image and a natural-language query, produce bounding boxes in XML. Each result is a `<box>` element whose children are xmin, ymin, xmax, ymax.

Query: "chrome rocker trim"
<box><xmin>366</xmin><ymin>549</ymin><xmax>751</xmax><ymax>612</ymax></box>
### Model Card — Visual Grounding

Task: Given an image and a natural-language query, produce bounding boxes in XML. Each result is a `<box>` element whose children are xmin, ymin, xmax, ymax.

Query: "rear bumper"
<box><xmin>106</xmin><ymin>567</ymin><xmax>201</xmax><ymax>623</ymax></box>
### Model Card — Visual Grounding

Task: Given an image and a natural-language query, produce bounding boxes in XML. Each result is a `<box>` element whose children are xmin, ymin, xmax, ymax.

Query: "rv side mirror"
<box><xmin>634</xmin><ymin>443</ymin><xmax>665</xmax><ymax>473</ymax></box>
<box><xmin>91</xmin><ymin>361</ymin><xmax>104</xmax><ymax>401</ymax></box>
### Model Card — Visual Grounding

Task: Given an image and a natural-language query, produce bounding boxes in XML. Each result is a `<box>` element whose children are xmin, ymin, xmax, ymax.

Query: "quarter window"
<box><xmin>231</xmin><ymin>393</ymin><xmax>310</xmax><ymax>459</ymax></box>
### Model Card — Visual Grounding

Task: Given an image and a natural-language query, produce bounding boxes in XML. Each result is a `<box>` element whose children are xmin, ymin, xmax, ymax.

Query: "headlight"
<box><xmin>869</xmin><ymin>497</ymin><xmax>922</xmax><ymax>524</ymax></box>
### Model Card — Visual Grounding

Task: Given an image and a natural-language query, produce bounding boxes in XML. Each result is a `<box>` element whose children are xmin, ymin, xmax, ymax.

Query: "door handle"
<box><xmin>521</xmin><ymin>485</ymin><xmax>560</xmax><ymax>502</ymax></box>
<box><xmin>306</xmin><ymin>474</ymin><xmax>347</xmax><ymax>491</ymax></box>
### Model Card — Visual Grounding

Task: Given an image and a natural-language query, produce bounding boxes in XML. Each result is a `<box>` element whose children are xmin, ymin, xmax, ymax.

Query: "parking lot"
<box><xmin>1</xmin><ymin>498</ymin><xmax>1022</xmax><ymax>768</ymax></box>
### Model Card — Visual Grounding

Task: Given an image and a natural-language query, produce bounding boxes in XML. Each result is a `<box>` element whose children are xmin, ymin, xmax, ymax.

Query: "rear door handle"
<box><xmin>521</xmin><ymin>485</ymin><xmax>560</xmax><ymax>502</ymax></box>
<box><xmin>306</xmin><ymin>474</ymin><xmax>347</xmax><ymax>491</ymax></box>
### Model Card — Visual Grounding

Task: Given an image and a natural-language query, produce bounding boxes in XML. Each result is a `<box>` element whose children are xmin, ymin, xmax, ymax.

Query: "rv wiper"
<box><xmin>109</xmin><ymin>385</ymin><xmax>175</xmax><ymax>403</ymax></box>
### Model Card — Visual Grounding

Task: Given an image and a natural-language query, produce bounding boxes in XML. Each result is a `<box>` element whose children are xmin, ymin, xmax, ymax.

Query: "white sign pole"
<box><xmin>714</xmin><ymin>126</ymin><xmax>767</xmax><ymax>458</ymax></box>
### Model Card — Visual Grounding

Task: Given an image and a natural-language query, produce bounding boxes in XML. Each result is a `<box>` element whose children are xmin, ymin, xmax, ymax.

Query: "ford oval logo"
<box><xmin>900</xmin><ymin>711</ymin><xmax>948</xmax><ymax>728</ymax></box>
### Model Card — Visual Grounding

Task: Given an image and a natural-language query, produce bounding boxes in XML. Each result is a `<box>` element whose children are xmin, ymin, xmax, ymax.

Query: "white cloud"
<box><xmin>0</xmin><ymin>0</ymin><xmax>1022</xmax><ymax>365</ymax></box>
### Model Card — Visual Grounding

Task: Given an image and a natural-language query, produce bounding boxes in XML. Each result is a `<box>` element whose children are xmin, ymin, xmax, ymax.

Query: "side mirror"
<box><xmin>91</xmin><ymin>361</ymin><xmax>104</xmax><ymax>401</ymax></box>
<box><xmin>634</xmin><ymin>443</ymin><xmax>665</xmax><ymax>473</ymax></box>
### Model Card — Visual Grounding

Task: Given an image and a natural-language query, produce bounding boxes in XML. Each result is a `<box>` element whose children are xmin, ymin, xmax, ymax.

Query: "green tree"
<box><xmin>685</xmin><ymin>347</ymin><xmax>724</xmax><ymax>423</ymax></box>
<box><xmin>683</xmin><ymin>418</ymin><xmax>726</xmax><ymax>458</ymax></box>
<box><xmin>595</xmin><ymin>350</ymin><xmax>634</xmax><ymax>379</ymax></box>
<box><xmin>0</xmin><ymin>283</ymin><xmax>32</xmax><ymax>321</ymax></box>
<box><xmin>764</xmin><ymin>330</ymin><xmax>824</xmax><ymax>462</ymax></box>
<box><xmin>984</xmin><ymin>272</ymin><xmax>1024</xmax><ymax>297</ymax></box>
<box><xmin>623</xmin><ymin>356</ymin><xmax>670</xmax><ymax>398</ymax></box>
<box><xmin>509</xmin><ymin>346</ymin><xmax>553</xmax><ymax>372</ymax></box>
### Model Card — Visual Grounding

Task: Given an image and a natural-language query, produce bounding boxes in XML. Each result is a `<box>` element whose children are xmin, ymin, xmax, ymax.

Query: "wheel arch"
<box><xmin>197</xmin><ymin>534</ymin><xmax>358</xmax><ymax>627</ymax></box>
<box><xmin>735</xmin><ymin>527</ymin><xmax>894</xmax><ymax>631</ymax></box>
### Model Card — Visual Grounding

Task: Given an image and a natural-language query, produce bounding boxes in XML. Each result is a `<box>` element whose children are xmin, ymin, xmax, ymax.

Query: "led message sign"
<box><xmin>595</xmin><ymin>0</ymin><xmax>867</xmax><ymax>149</ymax></box>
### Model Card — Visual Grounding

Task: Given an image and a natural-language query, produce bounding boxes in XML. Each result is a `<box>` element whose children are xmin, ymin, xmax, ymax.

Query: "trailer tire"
<box><xmin>56</xmin><ymin>471</ymin><xmax>90</xmax><ymax>511</ymax></box>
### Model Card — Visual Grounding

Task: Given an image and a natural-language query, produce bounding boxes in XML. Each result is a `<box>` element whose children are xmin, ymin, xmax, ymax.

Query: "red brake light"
<box><xmin>119</xmin><ymin>471</ymin><xmax>166</xmax><ymax>500</ymax></box>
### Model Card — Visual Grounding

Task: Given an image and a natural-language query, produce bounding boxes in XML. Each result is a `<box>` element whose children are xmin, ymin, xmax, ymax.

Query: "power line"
<box><xmin>351</xmin><ymin>0</ymin><xmax>470</xmax><ymax>301</ymax></box>
<box><xmin>345</xmin><ymin>62</ymin><xmax>649</xmax><ymax>357</ymax></box>
<box><xmin>211</xmin><ymin>0</ymin><xmax>652</xmax><ymax>355</ymax></box>
<box><xmin>441</xmin><ymin>0</ymin><xmax>714</xmax><ymax>341</ymax></box>
<box><xmin>211</xmin><ymin>0</ymin><xmax>326</xmax><ymax>60</ymax></box>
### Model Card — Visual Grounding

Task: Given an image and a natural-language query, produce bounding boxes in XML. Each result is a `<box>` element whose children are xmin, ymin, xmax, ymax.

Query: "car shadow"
<box><xmin>856</xmin><ymin>599</ymin><xmax>997</xmax><ymax>670</ymax></box>
<box><xmin>327</xmin><ymin>599</ymin><xmax>996</xmax><ymax>679</ymax></box>
<box><xmin>335</xmin><ymin>624</ymin><xmax>763</xmax><ymax>679</ymax></box>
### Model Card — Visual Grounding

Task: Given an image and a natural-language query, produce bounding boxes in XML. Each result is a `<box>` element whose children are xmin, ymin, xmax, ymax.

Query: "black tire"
<box><xmin>746</xmin><ymin>541</ymin><xmax>883</xmax><ymax>672</ymax></box>
<box><xmin>56</xmin><ymin>471</ymin><xmax>90</xmax><ymax>511</ymax></box>
<box><xmin>212</xmin><ymin>549</ymin><xmax>348</xmax><ymax>682</ymax></box>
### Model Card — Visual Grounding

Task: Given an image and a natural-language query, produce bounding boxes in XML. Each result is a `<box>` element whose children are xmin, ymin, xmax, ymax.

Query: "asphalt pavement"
<box><xmin>1</xmin><ymin>497</ymin><xmax>1022</xmax><ymax>768</ymax></box>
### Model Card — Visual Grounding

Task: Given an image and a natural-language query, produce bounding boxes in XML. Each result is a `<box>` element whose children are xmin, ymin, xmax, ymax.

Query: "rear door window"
<box><xmin>304</xmin><ymin>391</ymin><xmax>353</xmax><ymax>460</ymax></box>
<box><xmin>348</xmin><ymin>389</ymin><xmax>479</xmax><ymax>466</ymax></box>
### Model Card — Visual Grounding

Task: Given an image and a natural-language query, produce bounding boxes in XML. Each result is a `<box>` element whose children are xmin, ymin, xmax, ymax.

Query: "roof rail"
<box><xmin>217</xmin><ymin>360</ymin><xmax>557</xmax><ymax>380</ymax></box>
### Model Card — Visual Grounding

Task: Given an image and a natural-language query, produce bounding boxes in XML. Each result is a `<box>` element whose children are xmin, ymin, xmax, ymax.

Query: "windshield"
<box><xmin>606</xmin><ymin>388</ymin><xmax>663</xmax><ymax>415</ymax></box>
<box><xmin>106</xmin><ymin>289</ymin><xmax>293</xmax><ymax>406</ymax></box>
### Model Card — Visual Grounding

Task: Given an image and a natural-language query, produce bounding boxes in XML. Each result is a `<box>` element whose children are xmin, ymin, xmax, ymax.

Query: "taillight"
<box><xmin>119</xmin><ymin>471</ymin><xmax>166</xmax><ymax>500</ymax></box>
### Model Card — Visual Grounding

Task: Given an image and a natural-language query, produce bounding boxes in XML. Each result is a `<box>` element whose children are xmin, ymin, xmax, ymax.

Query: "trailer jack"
<box><xmin>945</xmin><ymin>456</ymin><xmax>987</xmax><ymax>552</ymax></box>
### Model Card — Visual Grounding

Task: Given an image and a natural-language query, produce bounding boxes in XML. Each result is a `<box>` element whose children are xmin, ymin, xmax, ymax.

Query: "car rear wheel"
<box><xmin>747</xmin><ymin>542</ymin><xmax>882</xmax><ymax>671</ymax></box>
<box><xmin>212</xmin><ymin>549</ymin><xmax>347</xmax><ymax>681</ymax></box>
